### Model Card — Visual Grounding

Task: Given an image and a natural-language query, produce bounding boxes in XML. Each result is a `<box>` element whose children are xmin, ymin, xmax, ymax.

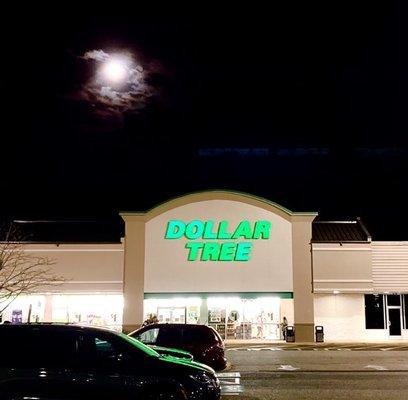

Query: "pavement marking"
<box><xmin>380</xmin><ymin>347</ymin><xmax>400</xmax><ymax>351</ymax></box>
<box><xmin>226</xmin><ymin>344</ymin><xmax>408</xmax><ymax>352</ymax></box>
<box><xmin>217</xmin><ymin>372</ymin><xmax>243</xmax><ymax>396</ymax></box>
<box><xmin>364</xmin><ymin>365</ymin><xmax>388</xmax><ymax>371</ymax></box>
<box><xmin>278</xmin><ymin>365</ymin><xmax>300</xmax><ymax>371</ymax></box>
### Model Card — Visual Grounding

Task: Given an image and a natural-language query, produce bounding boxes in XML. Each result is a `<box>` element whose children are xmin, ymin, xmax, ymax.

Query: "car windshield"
<box><xmin>119</xmin><ymin>333</ymin><xmax>160</xmax><ymax>358</ymax></box>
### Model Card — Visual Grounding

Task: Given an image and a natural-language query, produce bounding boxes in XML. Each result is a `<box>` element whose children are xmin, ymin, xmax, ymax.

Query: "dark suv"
<box><xmin>0</xmin><ymin>324</ymin><xmax>220</xmax><ymax>400</ymax></box>
<box><xmin>129</xmin><ymin>324</ymin><xmax>227</xmax><ymax>371</ymax></box>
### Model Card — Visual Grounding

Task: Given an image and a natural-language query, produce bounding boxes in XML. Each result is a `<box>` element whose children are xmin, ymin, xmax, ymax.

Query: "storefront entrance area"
<box><xmin>144</xmin><ymin>294</ymin><xmax>293</xmax><ymax>340</ymax></box>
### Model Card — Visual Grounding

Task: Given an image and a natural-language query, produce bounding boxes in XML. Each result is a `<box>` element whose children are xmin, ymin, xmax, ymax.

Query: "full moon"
<box><xmin>101</xmin><ymin>59</ymin><xmax>128</xmax><ymax>84</ymax></box>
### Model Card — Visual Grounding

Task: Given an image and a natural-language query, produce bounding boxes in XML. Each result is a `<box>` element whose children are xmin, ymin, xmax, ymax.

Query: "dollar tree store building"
<box><xmin>3</xmin><ymin>191</ymin><xmax>408</xmax><ymax>342</ymax></box>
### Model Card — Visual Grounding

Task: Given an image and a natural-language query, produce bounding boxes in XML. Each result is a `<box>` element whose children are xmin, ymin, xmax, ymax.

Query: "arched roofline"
<box><xmin>120</xmin><ymin>190</ymin><xmax>318</xmax><ymax>222</ymax></box>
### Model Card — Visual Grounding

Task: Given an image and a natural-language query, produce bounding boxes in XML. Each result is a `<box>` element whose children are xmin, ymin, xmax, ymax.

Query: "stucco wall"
<box><xmin>23</xmin><ymin>244</ymin><xmax>124</xmax><ymax>293</ymax></box>
<box><xmin>314</xmin><ymin>294</ymin><xmax>366</xmax><ymax>341</ymax></box>
<box><xmin>144</xmin><ymin>199</ymin><xmax>294</xmax><ymax>293</ymax></box>
<box><xmin>313</xmin><ymin>293</ymin><xmax>408</xmax><ymax>341</ymax></box>
<box><xmin>312</xmin><ymin>243</ymin><xmax>372</xmax><ymax>293</ymax></box>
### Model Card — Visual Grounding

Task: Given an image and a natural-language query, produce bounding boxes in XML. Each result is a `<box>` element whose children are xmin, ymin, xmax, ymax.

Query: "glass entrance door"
<box><xmin>386</xmin><ymin>295</ymin><xmax>402</xmax><ymax>337</ymax></box>
<box><xmin>388</xmin><ymin>308</ymin><xmax>402</xmax><ymax>336</ymax></box>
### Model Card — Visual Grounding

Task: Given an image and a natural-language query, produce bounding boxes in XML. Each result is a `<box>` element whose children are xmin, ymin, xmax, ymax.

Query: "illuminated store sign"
<box><xmin>165</xmin><ymin>220</ymin><xmax>271</xmax><ymax>262</ymax></box>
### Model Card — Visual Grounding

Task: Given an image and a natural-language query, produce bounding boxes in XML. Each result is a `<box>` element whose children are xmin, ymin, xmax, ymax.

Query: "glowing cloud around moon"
<box><xmin>81</xmin><ymin>49</ymin><xmax>155</xmax><ymax>114</ymax></box>
<box><xmin>101</xmin><ymin>59</ymin><xmax>129</xmax><ymax>84</ymax></box>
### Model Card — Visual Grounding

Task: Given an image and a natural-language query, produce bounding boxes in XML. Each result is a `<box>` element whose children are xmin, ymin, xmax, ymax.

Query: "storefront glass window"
<box><xmin>144</xmin><ymin>298</ymin><xmax>202</xmax><ymax>325</ymax></box>
<box><xmin>144</xmin><ymin>295</ymin><xmax>285</xmax><ymax>340</ymax></box>
<box><xmin>387</xmin><ymin>295</ymin><xmax>401</xmax><ymax>307</ymax></box>
<box><xmin>1</xmin><ymin>295</ymin><xmax>45</xmax><ymax>324</ymax></box>
<box><xmin>52</xmin><ymin>294</ymin><xmax>123</xmax><ymax>331</ymax></box>
<box><xmin>364</xmin><ymin>294</ymin><xmax>385</xmax><ymax>329</ymax></box>
<box><xmin>210</xmin><ymin>297</ymin><xmax>281</xmax><ymax>340</ymax></box>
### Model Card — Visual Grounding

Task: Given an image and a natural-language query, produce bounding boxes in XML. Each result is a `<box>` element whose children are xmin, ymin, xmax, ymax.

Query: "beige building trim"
<box><xmin>121</xmin><ymin>215</ymin><xmax>145</xmax><ymax>333</ymax></box>
<box><xmin>21</xmin><ymin>244</ymin><xmax>123</xmax><ymax>251</ymax></box>
<box><xmin>120</xmin><ymin>190</ymin><xmax>317</xmax><ymax>222</ymax></box>
<box><xmin>314</xmin><ymin>279</ymin><xmax>372</xmax><ymax>283</ymax></box>
<box><xmin>312</xmin><ymin>247</ymin><xmax>371</xmax><ymax>252</ymax></box>
<box><xmin>292</xmin><ymin>216</ymin><xmax>316</xmax><ymax>341</ymax></box>
<box><xmin>314</xmin><ymin>288</ymin><xmax>374</xmax><ymax>293</ymax></box>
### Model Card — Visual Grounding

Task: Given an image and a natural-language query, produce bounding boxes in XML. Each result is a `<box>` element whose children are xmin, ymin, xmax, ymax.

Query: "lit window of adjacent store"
<box><xmin>364</xmin><ymin>294</ymin><xmax>385</xmax><ymax>329</ymax></box>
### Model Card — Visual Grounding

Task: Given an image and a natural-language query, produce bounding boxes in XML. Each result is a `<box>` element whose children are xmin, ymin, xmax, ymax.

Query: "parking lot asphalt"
<box><xmin>225</xmin><ymin>341</ymin><xmax>408</xmax><ymax>351</ymax></box>
<box><xmin>220</xmin><ymin>371</ymin><xmax>408</xmax><ymax>400</ymax></box>
<box><xmin>219</xmin><ymin>345</ymin><xmax>408</xmax><ymax>398</ymax></box>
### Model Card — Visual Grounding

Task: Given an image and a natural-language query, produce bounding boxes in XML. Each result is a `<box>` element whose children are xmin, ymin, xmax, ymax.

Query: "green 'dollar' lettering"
<box><xmin>253</xmin><ymin>221</ymin><xmax>271</xmax><ymax>239</ymax></box>
<box><xmin>185</xmin><ymin>220</ymin><xmax>205</xmax><ymax>240</ymax></box>
<box><xmin>165</xmin><ymin>220</ymin><xmax>185</xmax><ymax>239</ymax></box>
<box><xmin>203</xmin><ymin>220</ymin><xmax>217</xmax><ymax>239</ymax></box>
<box><xmin>217</xmin><ymin>220</ymin><xmax>232</xmax><ymax>239</ymax></box>
<box><xmin>231</xmin><ymin>220</ymin><xmax>252</xmax><ymax>239</ymax></box>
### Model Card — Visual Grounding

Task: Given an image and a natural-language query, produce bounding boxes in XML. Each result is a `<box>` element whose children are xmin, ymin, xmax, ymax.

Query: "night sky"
<box><xmin>1</xmin><ymin>4</ymin><xmax>407</xmax><ymax>240</ymax></box>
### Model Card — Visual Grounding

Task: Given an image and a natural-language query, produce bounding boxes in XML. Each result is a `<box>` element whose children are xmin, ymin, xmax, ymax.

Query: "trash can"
<box><xmin>285</xmin><ymin>325</ymin><xmax>295</xmax><ymax>342</ymax></box>
<box><xmin>315</xmin><ymin>325</ymin><xmax>324</xmax><ymax>342</ymax></box>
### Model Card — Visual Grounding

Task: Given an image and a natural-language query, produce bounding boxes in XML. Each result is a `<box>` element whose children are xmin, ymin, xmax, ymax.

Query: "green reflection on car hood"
<box><xmin>122</xmin><ymin>333</ymin><xmax>214</xmax><ymax>373</ymax></box>
<box><xmin>120</xmin><ymin>333</ymin><xmax>160</xmax><ymax>357</ymax></box>
<box><xmin>159</xmin><ymin>353</ymin><xmax>215</xmax><ymax>374</ymax></box>
<box><xmin>150</xmin><ymin>345</ymin><xmax>193</xmax><ymax>358</ymax></box>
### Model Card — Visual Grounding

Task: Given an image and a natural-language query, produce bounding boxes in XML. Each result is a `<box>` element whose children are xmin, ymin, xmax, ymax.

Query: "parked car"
<box><xmin>129</xmin><ymin>323</ymin><xmax>227</xmax><ymax>371</ymax></box>
<box><xmin>150</xmin><ymin>344</ymin><xmax>194</xmax><ymax>361</ymax></box>
<box><xmin>0</xmin><ymin>324</ymin><xmax>220</xmax><ymax>400</ymax></box>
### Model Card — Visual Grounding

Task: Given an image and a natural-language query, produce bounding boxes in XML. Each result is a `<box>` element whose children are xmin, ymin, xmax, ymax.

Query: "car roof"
<box><xmin>146</xmin><ymin>323</ymin><xmax>210</xmax><ymax>328</ymax></box>
<box><xmin>0</xmin><ymin>323</ymin><xmax>163</xmax><ymax>358</ymax></box>
<box><xmin>132</xmin><ymin>323</ymin><xmax>215</xmax><ymax>334</ymax></box>
<box><xmin>0</xmin><ymin>323</ymin><xmax>116</xmax><ymax>335</ymax></box>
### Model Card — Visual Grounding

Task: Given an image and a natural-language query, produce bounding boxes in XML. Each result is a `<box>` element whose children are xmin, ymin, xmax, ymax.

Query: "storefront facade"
<box><xmin>121</xmin><ymin>191</ymin><xmax>316</xmax><ymax>341</ymax></box>
<box><xmin>0</xmin><ymin>244</ymin><xmax>125</xmax><ymax>331</ymax></box>
<box><xmin>313</xmin><ymin>240</ymin><xmax>408</xmax><ymax>341</ymax></box>
<box><xmin>3</xmin><ymin>191</ymin><xmax>408</xmax><ymax>342</ymax></box>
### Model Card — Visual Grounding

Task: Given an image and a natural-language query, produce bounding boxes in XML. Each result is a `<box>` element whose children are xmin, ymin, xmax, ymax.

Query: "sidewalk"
<box><xmin>225</xmin><ymin>339</ymin><xmax>408</xmax><ymax>347</ymax></box>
